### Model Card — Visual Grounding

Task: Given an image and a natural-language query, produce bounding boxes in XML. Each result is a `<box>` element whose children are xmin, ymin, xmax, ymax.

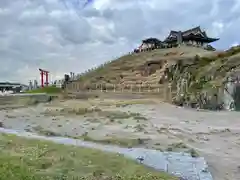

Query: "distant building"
<box><xmin>134</xmin><ymin>38</ymin><xmax>162</xmax><ymax>53</ymax></box>
<box><xmin>29</xmin><ymin>81</ymin><xmax>33</xmax><ymax>90</ymax></box>
<box><xmin>55</xmin><ymin>79</ymin><xmax>64</xmax><ymax>88</ymax></box>
<box><xmin>0</xmin><ymin>82</ymin><xmax>27</xmax><ymax>92</ymax></box>
<box><xmin>33</xmin><ymin>80</ymin><xmax>38</xmax><ymax>89</ymax></box>
<box><xmin>134</xmin><ymin>26</ymin><xmax>219</xmax><ymax>53</ymax></box>
<box><xmin>164</xmin><ymin>26</ymin><xmax>219</xmax><ymax>48</ymax></box>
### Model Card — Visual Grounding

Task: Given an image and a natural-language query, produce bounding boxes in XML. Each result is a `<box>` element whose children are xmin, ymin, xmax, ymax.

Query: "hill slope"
<box><xmin>70</xmin><ymin>46</ymin><xmax>240</xmax><ymax>110</ymax></box>
<box><xmin>77</xmin><ymin>47</ymin><xmax>217</xmax><ymax>86</ymax></box>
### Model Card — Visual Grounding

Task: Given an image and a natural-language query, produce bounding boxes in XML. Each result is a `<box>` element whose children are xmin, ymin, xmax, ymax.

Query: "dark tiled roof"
<box><xmin>164</xmin><ymin>26</ymin><xmax>219</xmax><ymax>43</ymax></box>
<box><xmin>183</xmin><ymin>34</ymin><xmax>219</xmax><ymax>42</ymax></box>
<box><xmin>182</xmin><ymin>26</ymin><xmax>201</xmax><ymax>35</ymax></box>
<box><xmin>142</xmin><ymin>38</ymin><xmax>162</xmax><ymax>43</ymax></box>
<box><xmin>0</xmin><ymin>82</ymin><xmax>22</xmax><ymax>86</ymax></box>
<box><xmin>170</xmin><ymin>30</ymin><xmax>178</xmax><ymax>34</ymax></box>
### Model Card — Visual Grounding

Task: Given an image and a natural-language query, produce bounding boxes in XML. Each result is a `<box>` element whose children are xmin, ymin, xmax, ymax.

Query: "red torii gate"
<box><xmin>39</xmin><ymin>68</ymin><xmax>49</xmax><ymax>88</ymax></box>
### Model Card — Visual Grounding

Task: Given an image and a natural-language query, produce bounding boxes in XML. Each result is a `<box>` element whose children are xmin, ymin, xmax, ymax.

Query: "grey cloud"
<box><xmin>81</xmin><ymin>8</ymin><xmax>101</xmax><ymax>17</ymax></box>
<box><xmin>0</xmin><ymin>0</ymin><xmax>240</xmax><ymax>83</ymax></box>
<box><xmin>57</xmin><ymin>17</ymin><xmax>92</xmax><ymax>44</ymax></box>
<box><xmin>98</xmin><ymin>1</ymin><xmax>214</xmax><ymax>42</ymax></box>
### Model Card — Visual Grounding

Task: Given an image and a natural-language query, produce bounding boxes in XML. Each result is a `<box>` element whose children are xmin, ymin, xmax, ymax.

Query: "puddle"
<box><xmin>0</xmin><ymin>127</ymin><xmax>213</xmax><ymax>180</ymax></box>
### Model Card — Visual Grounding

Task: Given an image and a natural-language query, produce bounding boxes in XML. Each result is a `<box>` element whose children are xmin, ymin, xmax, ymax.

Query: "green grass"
<box><xmin>0</xmin><ymin>134</ymin><xmax>176</xmax><ymax>180</ymax></box>
<box><xmin>25</xmin><ymin>86</ymin><xmax>62</xmax><ymax>94</ymax></box>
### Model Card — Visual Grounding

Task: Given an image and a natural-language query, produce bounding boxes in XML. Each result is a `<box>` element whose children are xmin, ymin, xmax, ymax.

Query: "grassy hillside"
<box><xmin>0</xmin><ymin>134</ymin><xmax>176</xmax><ymax>180</ymax></box>
<box><xmin>69</xmin><ymin>45</ymin><xmax>240</xmax><ymax>109</ymax></box>
<box><xmin>25</xmin><ymin>86</ymin><xmax>62</xmax><ymax>94</ymax></box>
<box><xmin>76</xmin><ymin>47</ymin><xmax>216</xmax><ymax>86</ymax></box>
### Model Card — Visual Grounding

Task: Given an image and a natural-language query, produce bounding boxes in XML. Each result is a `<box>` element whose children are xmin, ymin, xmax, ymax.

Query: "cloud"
<box><xmin>0</xmin><ymin>0</ymin><xmax>240</xmax><ymax>84</ymax></box>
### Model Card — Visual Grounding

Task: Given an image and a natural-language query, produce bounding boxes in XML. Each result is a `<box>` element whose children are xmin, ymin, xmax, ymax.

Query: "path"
<box><xmin>0</xmin><ymin>99</ymin><xmax>239</xmax><ymax>179</ymax></box>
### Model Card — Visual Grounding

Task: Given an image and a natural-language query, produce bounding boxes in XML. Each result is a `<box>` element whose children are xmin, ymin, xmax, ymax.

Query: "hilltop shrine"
<box><xmin>134</xmin><ymin>26</ymin><xmax>219</xmax><ymax>52</ymax></box>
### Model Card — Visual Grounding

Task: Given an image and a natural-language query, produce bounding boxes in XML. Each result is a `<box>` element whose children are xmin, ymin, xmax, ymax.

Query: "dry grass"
<box><xmin>114</xmin><ymin>99</ymin><xmax>157</xmax><ymax>107</ymax></box>
<box><xmin>42</xmin><ymin>101</ymin><xmax>148</xmax><ymax>121</ymax></box>
<box><xmin>98</xmin><ymin>111</ymin><xmax>146</xmax><ymax>120</ymax></box>
<box><xmin>72</xmin><ymin>47</ymin><xmax>214</xmax><ymax>89</ymax></box>
<box><xmin>31</xmin><ymin>125</ymin><xmax>149</xmax><ymax>148</ymax></box>
<box><xmin>79</xmin><ymin>134</ymin><xmax>150</xmax><ymax>148</ymax></box>
<box><xmin>166</xmin><ymin>142</ymin><xmax>188</xmax><ymax>152</ymax></box>
<box><xmin>32</xmin><ymin>126</ymin><xmax>61</xmax><ymax>137</ymax></box>
<box><xmin>42</xmin><ymin>106</ymin><xmax>101</xmax><ymax>116</ymax></box>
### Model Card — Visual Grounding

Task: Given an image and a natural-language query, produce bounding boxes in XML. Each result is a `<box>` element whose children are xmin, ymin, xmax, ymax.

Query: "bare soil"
<box><xmin>0</xmin><ymin>97</ymin><xmax>239</xmax><ymax>180</ymax></box>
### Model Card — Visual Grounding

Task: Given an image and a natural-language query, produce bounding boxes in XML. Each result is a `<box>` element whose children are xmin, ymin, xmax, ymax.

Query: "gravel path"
<box><xmin>0</xmin><ymin>99</ymin><xmax>239</xmax><ymax>180</ymax></box>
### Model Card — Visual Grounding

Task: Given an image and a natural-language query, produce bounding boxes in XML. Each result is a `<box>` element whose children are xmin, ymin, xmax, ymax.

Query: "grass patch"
<box><xmin>130</xmin><ymin>113</ymin><xmax>148</xmax><ymax>121</ymax></box>
<box><xmin>43</xmin><ymin>107</ymin><xmax>102</xmax><ymax>116</ymax></box>
<box><xmin>80</xmin><ymin>134</ymin><xmax>149</xmax><ymax>148</ymax></box>
<box><xmin>43</xmin><ymin>106</ymin><xmax>147</xmax><ymax>121</ymax></box>
<box><xmin>25</xmin><ymin>86</ymin><xmax>62</xmax><ymax>94</ymax></box>
<box><xmin>166</xmin><ymin>142</ymin><xmax>188</xmax><ymax>152</ymax></box>
<box><xmin>115</xmin><ymin>100</ymin><xmax>156</xmax><ymax>107</ymax></box>
<box><xmin>134</xmin><ymin>124</ymin><xmax>146</xmax><ymax>132</ymax></box>
<box><xmin>0</xmin><ymin>134</ymin><xmax>176</xmax><ymax>180</ymax></box>
<box><xmin>187</xmin><ymin>148</ymin><xmax>200</xmax><ymax>158</ymax></box>
<box><xmin>99</xmin><ymin>111</ymin><xmax>133</xmax><ymax>119</ymax></box>
<box><xmin>32</xmin><ymin>126</ymin><xmax>61</xmax><ymax>137</ymax></box>
<box><xmin>99</xmin><ymin>111</ymin><xmax>147</xmax><ymax>121</ymax></box>
<box><xmin>62</xmin><ymin>107</ymin><xmax>102</xmax><ymax>115</ymax></box>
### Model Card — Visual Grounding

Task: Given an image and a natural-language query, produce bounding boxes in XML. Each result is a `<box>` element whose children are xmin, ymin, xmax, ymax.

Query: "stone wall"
<box><xmin>0</xmin><ymin>93</ymin><xmax>52</xmax><ymax>107</ymax></box>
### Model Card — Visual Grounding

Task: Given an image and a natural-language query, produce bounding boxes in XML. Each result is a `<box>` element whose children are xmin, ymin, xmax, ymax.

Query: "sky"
<box><xmin>0</xmin><ymin>0</ymin><xmax>240</xmax><ymax>84</ymax></box>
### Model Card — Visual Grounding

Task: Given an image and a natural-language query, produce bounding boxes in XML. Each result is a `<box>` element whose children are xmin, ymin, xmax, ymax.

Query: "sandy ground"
<box><xmin>0</xmin><ymin>97</ymin><xmax>240</xmax><ymax>180</ymax></box>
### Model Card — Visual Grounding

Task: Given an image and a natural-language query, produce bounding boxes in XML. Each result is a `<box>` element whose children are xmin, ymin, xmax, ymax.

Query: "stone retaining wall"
<box><xmin>0</xmin><ymin>93</ymin><xmax>52</xmax><ymax>106</ymax></box>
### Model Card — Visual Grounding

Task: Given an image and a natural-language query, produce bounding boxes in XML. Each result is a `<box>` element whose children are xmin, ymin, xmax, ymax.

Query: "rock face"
<box><xmin>139</xmin><ymin>60</ymin><xmax>164</xmax><ymax>76</ymax></box>
<box><xmin>162</xmin><ymin>47</ymin><xmax>240</xmax><ymax>111</ymax></box>
<box><xmin>223</xmin><ymin>72</ymin><xmax>240</xmax><ymax>110</ymax></box>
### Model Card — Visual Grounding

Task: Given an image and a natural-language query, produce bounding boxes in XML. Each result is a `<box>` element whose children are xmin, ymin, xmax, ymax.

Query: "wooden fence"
<box><xmin>66</xmin><ymin>82</ymin><xmax>170</xmax><ymax>92</ymax></box>
<box><xmin>65</xmin><ymin>82</ymin><xmax>176</xmax><ymax>99</ymax></box>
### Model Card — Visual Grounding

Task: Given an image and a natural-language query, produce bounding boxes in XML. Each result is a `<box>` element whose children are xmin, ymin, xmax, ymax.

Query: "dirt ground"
<box><xmin>0</xmin><ymin>97</ymin><xmax>240</xmax><ymax>180</ymax></box>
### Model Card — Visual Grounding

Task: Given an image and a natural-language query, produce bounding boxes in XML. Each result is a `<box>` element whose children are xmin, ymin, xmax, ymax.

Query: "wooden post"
<box><xmin>168</xmin><ymin>83</ymin><xmax>172</xmax><ymax>101</ymax></box>
<box><xmin>89</xmin><ymin>84</ymin><xmax>91</xmax><ymax>92</ymax></box>
<box><xmin>164</xmin><ymin>83</ymin><xmax>167</xmax><ymax>100</ymax></box>
<box><xmin>73</xmin><ymin>83</ymin><xmax>75</xmax><ymax>91</ymax></box>
<box><xmin>113</xmin><ymin>84</ymin><xmax>116</xmax><ymax>92</ymax></box>
<box><xmin>100</xmin><ymin>84</ymin><xmax>103</xmax><ymax>92</ymax></box>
